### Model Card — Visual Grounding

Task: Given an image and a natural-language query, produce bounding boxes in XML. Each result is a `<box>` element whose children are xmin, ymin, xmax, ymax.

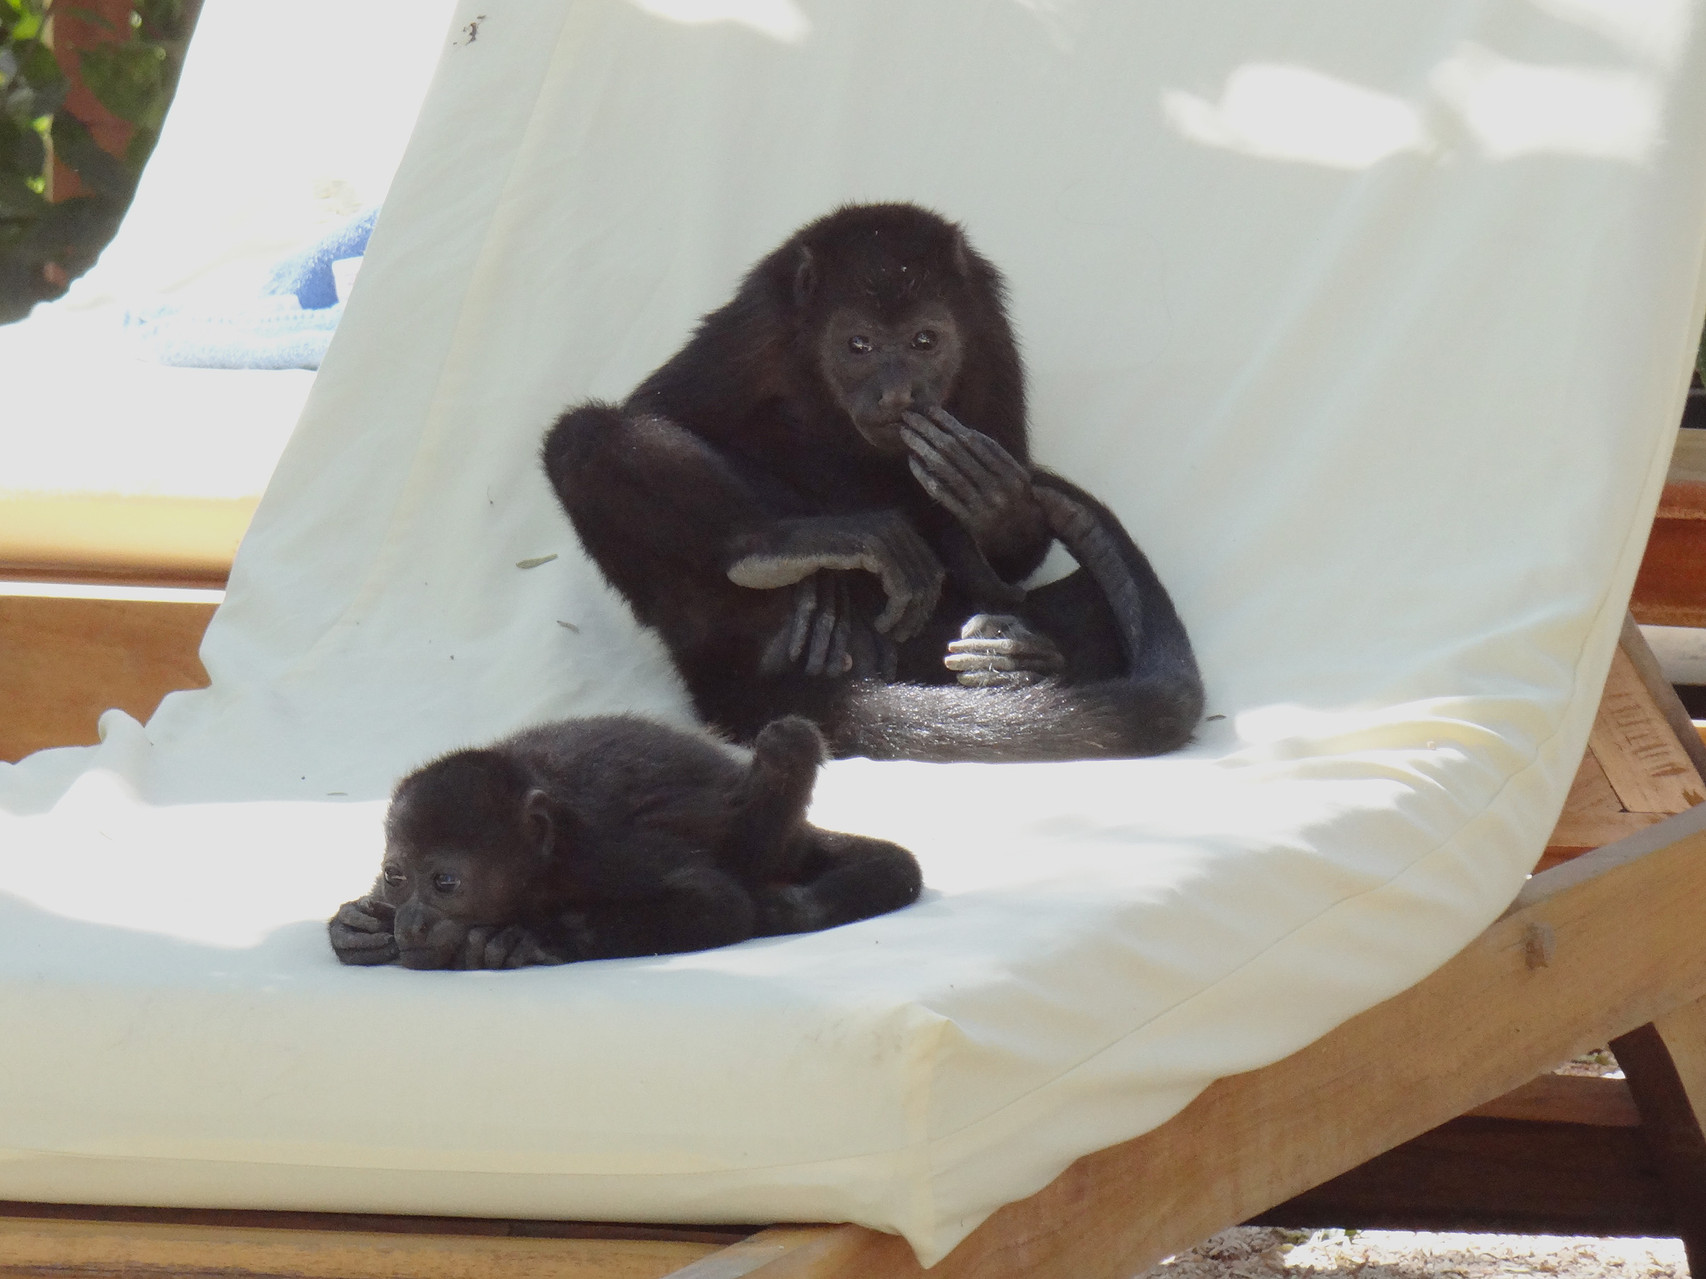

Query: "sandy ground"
<box><xmin>1140</xmin><ymin>1228</ymin><xmax>1688</xmax><ymax>1278</ymax></box>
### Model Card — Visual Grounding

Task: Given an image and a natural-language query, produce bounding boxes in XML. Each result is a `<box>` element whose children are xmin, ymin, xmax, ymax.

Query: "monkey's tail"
<box><xmin>829</xmin><ymin>472</ymin><xmax>1204</xmax><ymax>762</ymax></box>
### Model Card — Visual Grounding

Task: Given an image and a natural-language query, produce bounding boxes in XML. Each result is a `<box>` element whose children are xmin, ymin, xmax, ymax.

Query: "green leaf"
<box><xmin>0</xmin><ymin>168</ymin><xmax>46</xmax><ymax>216</ymax></box>
<box><xmin>50</xmin><ymin>111</ymin><xmax>134</xmax><ymax>199</ymax></box>
<box><xmin>15</xmin><ymin>38</ymin><xmax>65</xmax><ymax>95</ymax></box>
<box><xmin>136</xmin><ymin>0</ymin><xmax>189</xmax><ymax>39</ymax></box>
<box><xmin>77</xmin><ymin>41</ymin><xmax>169</xmax><ymax>129</ymax></box>
<box><xmin>7</xmin><ymin>5</ymin><xmax>43</xmax><ymax>43</ymax></box>
<box><xmin>122</xmin><ymin>121</ymin><xmax>156</xmax><ymax>170</ymax></box>
<box><xmin>0</xmin><ymin>111</ymin><xmax>43</xmax><ymax>175</ymax></box>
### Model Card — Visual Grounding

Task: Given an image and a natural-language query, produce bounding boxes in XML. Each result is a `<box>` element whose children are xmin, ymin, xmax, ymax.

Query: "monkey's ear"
<box><xmin>792</xmin><ymin>246</ymin><xmax>818</xmax><ymax>308</ymax></box>
<box><xmin>522</xmin><ymin>788</ymin><xmax>563</xmax><ymax>860</ymax></box>
<box><xmin>948</xmin><ymin>227</ymin><xmax>972</xmax><ymax>280</ymax></box>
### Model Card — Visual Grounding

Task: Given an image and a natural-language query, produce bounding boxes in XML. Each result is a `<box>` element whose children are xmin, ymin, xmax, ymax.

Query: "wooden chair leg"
<box><xmin>1611</xmin><ymin>996</ymin><xmax>1706</xmax><ymax>1273</ymax></box>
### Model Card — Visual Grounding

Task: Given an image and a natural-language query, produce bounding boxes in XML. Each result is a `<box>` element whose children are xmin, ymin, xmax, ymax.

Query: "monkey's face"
<box><xmin>378</xmin><ymin>842</ymin><xmax>535</xmax><ymax>969</ymax></box>
<box><xmin>815</xmin><ymin>308</ymin><xmax>964</xmax><ymax>454</ymax></box>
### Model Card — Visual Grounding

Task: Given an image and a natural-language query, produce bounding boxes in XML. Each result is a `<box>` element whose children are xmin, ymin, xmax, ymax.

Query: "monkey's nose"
<box><xmin>876</xmin><ymin>385</ymin><xmax>916</xmax><ymax>416</ymax></box>
<box><xmin>393</xmin><ymin>903</ymin><xmax>434</xmax><ymax>947</ymax></box>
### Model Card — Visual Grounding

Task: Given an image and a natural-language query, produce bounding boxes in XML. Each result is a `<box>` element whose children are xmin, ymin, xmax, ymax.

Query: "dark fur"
<box><xmin>543</xmin><ymin>203</ymin><xmax>1203</xmax><ymax>761</ymax></box>
<box><xmin>327</xmin><ymin>715</ymin><xmax>922</xmax><ymax>969</ymax></box>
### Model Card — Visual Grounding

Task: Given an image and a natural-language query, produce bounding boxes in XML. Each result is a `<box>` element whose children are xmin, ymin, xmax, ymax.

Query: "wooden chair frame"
<box><xmin>5</xmin><ymin>616</ymin><xmax>1706</xmax><ymax>1279</ymax></box>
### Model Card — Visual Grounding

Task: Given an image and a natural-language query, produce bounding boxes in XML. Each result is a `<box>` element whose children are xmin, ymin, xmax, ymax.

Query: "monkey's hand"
<box><xmin>900</xmin><ymin>409</ymin><xmax>1048</xmax><ymax>567</ymax></box>
<box><xmin>456</xmin><ymin>923</ymin><xmax>566</xmax><ymax>969</ymax></box>
<box><xmin>725</xmin><ymin>510</ymin><xmax>943</xmax><ymax>642</ymax></box>
<box><xmin>944</xmin><ymin>614</ymin><xmax>1065</xmax><ymax>688</ymax></box>
<box><xmin>757</xmin><ymin>572</ymin><xmax>899</xmax><ymax>680</ymax></box>
<box><xmin>328</xmin><ymin>897</ymin><xmax>399</xmax><ymax>966</ymax></box>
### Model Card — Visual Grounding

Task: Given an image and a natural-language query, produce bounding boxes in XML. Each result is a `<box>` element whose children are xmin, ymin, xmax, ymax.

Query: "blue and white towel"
<box><xmin>126</xmin><ymin>207</ymin><xmax>376</xmax><ymax>370</ymax></box>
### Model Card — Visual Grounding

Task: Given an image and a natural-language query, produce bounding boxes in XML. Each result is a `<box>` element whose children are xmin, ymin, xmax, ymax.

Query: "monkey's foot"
<box><xmin>752</xmin><ymin>716</ymin><xmax>828</xmax><ymax>771</ymax></box>
<box><xmin>328</xmin><ymin>897</ymin><xmax>399</xmax><ymax>966</ymax></box>
<box><xmin>945</xmin><ymin>614</ymin><xmax>1064</xmax><ymax>688</ymax></box>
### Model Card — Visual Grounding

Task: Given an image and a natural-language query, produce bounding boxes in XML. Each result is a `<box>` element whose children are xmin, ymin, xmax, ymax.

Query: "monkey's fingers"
<box><xmin>846</xmin><ymin>619</ymin><xmax>890</xmax><ymax>681</ymax></box>
<box><xmin>759</xmin><ymin>624</ymin><xmax>796</xmax><ymax>676</ymax></box>
<box><xmin>332</xmin><ymin>900</ymin><xmax>391</xmax><ymax>934</ymax></box>
<box><xmin>927</xmin><ymin>408</ymin><xmax>1033</xmax><ymax>487</ymax></box>
<box><xmin>901</xmin><ymin>416</ymin><xmax>988</xmax><ymax>515</ymax></box>
<box><xmin>803</xmin><ymin>581</ymin><xmax>841</xmax><ymax>675</ymax></box>
<box><xmin>864</xmin><ymin>538</ymin><xmax>942</xmax><ymax>640</ymax></box>
<box><xmin>505</xmin><ymin>932</ymin><xmax>566</xmax><ymax>968</ymax></box>
<box><xmin>476</xmin><ymin>925</ymin><xmax>545</xmax><ymax>969</ymax></box>
<box><xmin>328</xmin><ymin>924</ymin><xmax>398</xmax><ymax>965</ymax></box>
<box><xmin>906</xmin><ymin>456</ymin><xmax>977</xmax><ymax>529</ymax></box>
<box><xmin>945</xmin><ymin>636</ymin><xmax>1066</xmax><ymax>674</ymax></box>
<box><xmin>787</xmin><ymin>573</ymin><xmax>825</xmax><ymax>662</ymax></box>
<box><xmin>955</xmin><ymin>668</ymin><xmax>1048</xmax><ymax>688</ymax></box>
<box><xmin>824</xmin><ymin>577</ymin><xmax>855</xmax><ymax>675</ymax></box>
<box><xmin>456</xmin><ymin>926</ymin><xmax>497</xmax><ymax>970</ymax></box>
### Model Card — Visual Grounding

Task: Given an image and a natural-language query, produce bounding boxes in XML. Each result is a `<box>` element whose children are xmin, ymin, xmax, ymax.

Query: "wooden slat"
<box><xmin>661</xmin><ymin>1229</ymin><xmax>860</xmax><ymax>1279</ymax></box>
<box><xmin>0</xmin><ymin>594</ymin><xmax>215</xmax><ymax>761</ymax></box>
<box><xmin>0</xmin><ymin>1215</ymin><xmax>720</xmax><ymax>1279</ymax></box>
<box><xmin>1613</xmin><ymin>996</ymin><xmax>1706</xmax><ymax>1274</ymax></box>
<box><xmin>697</xmin><ymin>804</ymin><xmax>1706</xmax><ymax>1279</ymax></box>
<box><xmin>0</xmin><ymin>494</ymin><xmax>251</xmax><ymax>586</ymax></box>
<box><xmin>1587</xmin><ymin>645</ymin><xmax>1706</xmax><ymax>814</ymax></box>
<box><xmin>1541</xmin><ymin>618</ymin><xmax>1706</xmax><ymax>868</ymax></box>
<box><xmin>1614</xmin><ymin>613</ymin><xmax>1706</xmax><ymax>783</ymax></box>
<box><xmin>1633</xmin><ymin>482</ymin><xmax>1706</xmax><ymax>629</ymax></box>
<box><xmin>1466</xmin><ymin>1071</ymin><xmax>1641</xmax><ymax>1127</ymax></box>
<box><xmin>1540</xmin><ymin>750</ymin><xmax>1666</xmax><ymax>866</ymax></box>
<box><xmin>1251</xmin><ymin>1114</ymin><xmax>1668</xmax><ymax>1237</ymax></box>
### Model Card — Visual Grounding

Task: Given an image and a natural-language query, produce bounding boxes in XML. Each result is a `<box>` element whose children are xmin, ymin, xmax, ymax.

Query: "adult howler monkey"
<box><xmin>329</xmin><ymin>715</ymin><xmax>921</xmax><ymax>969</ymax></box>
<box><xmin>544</xmin><ymin>203</ymin><xmax>1202</xmax><ymax>762</ymax></box>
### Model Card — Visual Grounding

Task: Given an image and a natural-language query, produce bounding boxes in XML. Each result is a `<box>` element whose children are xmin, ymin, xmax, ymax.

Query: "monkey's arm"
<box><xmin>900</xmin><ymin>408</ymin><xmax>1050</xmax><ymax>580</ymax></box>
<box><xmin>549</xmin><ymin>405</ymin><xmax>945</xmax><ymax>656</ymax></box>
<box><xmin>328</xmin><ymin>896</ymin><xmax>399</xmax><ymax>966</ymax></box>
<box><xmin>725</xmin><ymin>508</ymin><xmax>944</xmax><ymax>643</ymax></box>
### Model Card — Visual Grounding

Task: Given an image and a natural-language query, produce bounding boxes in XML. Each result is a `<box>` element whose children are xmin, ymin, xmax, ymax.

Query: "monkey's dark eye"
<box><xmin>847</xmin><ymin>335</ymin><xmax>873</xmax><ymax>354</ymax></box>
<box><xmin>382</xmin><ymin>866</ymin><xmax>405</xmax><ymax>888</ymax></box>
<box><xmin>432</xmin><ymin>873</ymin><xmax>461</xmax><ymax>895</ymax></box>
<box><xmin>911</xmin><ymin>330</ymin><xmax>937</xmax><ymax>350</ymax></box>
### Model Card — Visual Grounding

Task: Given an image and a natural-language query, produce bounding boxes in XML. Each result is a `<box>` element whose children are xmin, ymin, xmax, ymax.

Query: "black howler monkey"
<box><xmin>328</xmin><ymin>715</ymin><xmax>921</xmax><ymax>970</ymax></box>
<box><xmin>543</xmin><ymin>203</ymin><xmax>1202</xmax><ymax>762</ymax></box>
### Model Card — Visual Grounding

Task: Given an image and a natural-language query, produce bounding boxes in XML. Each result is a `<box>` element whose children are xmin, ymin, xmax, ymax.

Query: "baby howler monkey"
<box><xmin>328</xmin><ymin>715</ymin><xmax>921</xmax><ymax>970</ymax></box>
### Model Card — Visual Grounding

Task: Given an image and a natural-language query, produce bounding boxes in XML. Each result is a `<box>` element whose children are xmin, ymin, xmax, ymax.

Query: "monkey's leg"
<box><xmin>900</xmin><ymin>408</ymin><xmax>1048</xmax><ymax>575</ymax></box>
<box><xmin>723</xmin><ymin>716</ymin><xmax>825</xmax><ymax>881</ymax></box>
<box><xmin>944</xmin><ymin>613</ymin><xmax>1066</xmax><ymax>688</ymax></box>
<box><xmin>565</xmin><ymin>866</ymin><xmax>759</xmax><ymax>960</ymax></box>
<box><xmin>328</xmin><ymin>896</ymin><xmax>398</xmax><ymax>966</ymax></box>
<box><xmin>756</xmin><ymin>830</ymin><xmax>922</xmax><ymax>935</ymax></box>
<box><xmin>548</xmin><ymin>404</ymin><xmax>942</xmax><ymax>663</ymax></box>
